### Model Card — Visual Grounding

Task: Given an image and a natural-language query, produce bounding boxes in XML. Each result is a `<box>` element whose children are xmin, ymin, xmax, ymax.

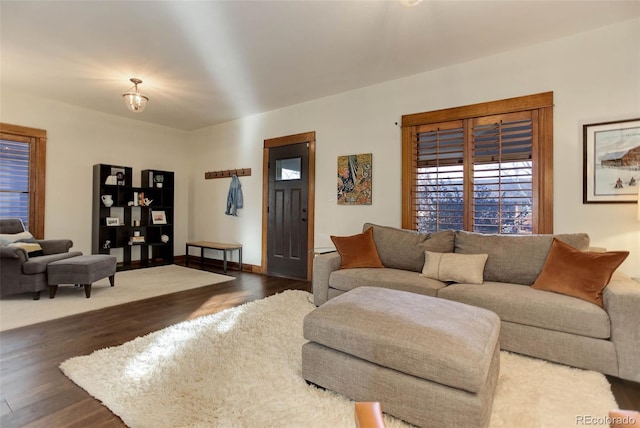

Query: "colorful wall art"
<box><xmin>337</xmin><ymin>153</ymin><xmax>372</xmax><ymax>205</ymax></box>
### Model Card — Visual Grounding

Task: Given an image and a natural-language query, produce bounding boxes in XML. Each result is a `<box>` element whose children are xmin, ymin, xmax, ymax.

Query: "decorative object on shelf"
<box><xmin>583</xmin><ymin>118</ymin><xmax>640</xmax><ymax>203</ymax></box>
<box><xmin>154</xmin><ymin>174</ymin><xmax>164</xmax><ymax>188</ymax></box>
<box><xmin>105</xmin><ymin>175</ymin><xmax>118</xmax><ymax>185</ymax></box>
<box><xmin>151</xmin><ymin>210</ymin><xmax>167</xmax><ymax>225</ymax></box>
<box><xmin>130</xmin><ymin>235</ymin><xmax>145</xmax><ymax>244</ymax></box>
<box><xmin>138</xmin><ymin>192</ymin><xmax>145</xmax><ymax>206</ymax></box>
<box><xmin>111</xmin><ymin>167</ymin><xmax>126</xmax><ymax>186</ymax></box>
<box><xmin>337</xmin><ymin>153</ymin><xmax>372</xmax><ymax>205</ymax></box>
<box><xmin>101</xmin><ymin>195</ymin><xmax>114</xmax><ymax>207</ymax></box>
<box><xmin>143</xmin><ymin>197</ymin><xmax>153</xmax><ymax>206</ymax></box>
<box><xmin>161</xmin><ymin>234</ymin><xmax>170</xmax><ymax>243</ymax></box>
<box><xmin>106</xmin><ymin>217</ymin><xmax>120</xmax><ymax>226</ymax></box>
<box><xmin>133</xmin><ymin>192</ymin><xmax>139</xmax><ymax>206</ymax></box>
<box><xmin>103</xmin><ymin>240</ymin><xmax>111</xmax><ymax>249</ymax></box>
<box><xmin>134</xmin><ymin>220</ymin><xmax>141</xmax><ymax>227</ymax></box>
<box><xmin>122</xmin><ymin>78</ymin><xmax>149</xmax><ymax>113</ymax></box>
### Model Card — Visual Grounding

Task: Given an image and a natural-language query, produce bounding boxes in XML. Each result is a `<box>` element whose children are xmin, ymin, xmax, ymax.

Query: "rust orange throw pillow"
<box><xmin>532</xmin><ymin>238</ymin><xmax>628</xmax><ymax>308</ymax></box>
<box><xmin>330</xmin><ymin>227</ymin><xmax>384</xmax><ymax>269</ymax></box>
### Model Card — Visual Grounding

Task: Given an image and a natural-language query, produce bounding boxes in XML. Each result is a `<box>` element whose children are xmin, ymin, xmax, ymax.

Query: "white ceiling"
<box><xmin>2</xmin><ymin>1</ymin><xmax>638</xmax><ymax>131</ymax></box>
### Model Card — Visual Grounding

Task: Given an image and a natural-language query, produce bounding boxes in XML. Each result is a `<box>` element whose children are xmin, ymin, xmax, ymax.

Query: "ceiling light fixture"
<box><xmin>122</xmin><ymin>78</ymin><xmax>149</xmax><ymax>113</ymax></box>
<box><xmin>399</xmin><ymin>0</ymin><xmax>423</xmax><ymax>7</ymax></box>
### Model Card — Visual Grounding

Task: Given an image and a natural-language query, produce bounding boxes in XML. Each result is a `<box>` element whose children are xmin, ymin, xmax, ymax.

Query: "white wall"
<box><xmin>188</xmin><ymin>18</ymin><xmax>640</xmax><ymax>277</ymax></box>
<box><xmin>2</xmin><ymin>19</ymin><xmax>637</xmax><ymax>277</ymax></box>
<box><xmin>0</xmin><ymin>92</ymin><xmax>190</xmax><ymax>261</ymax></box>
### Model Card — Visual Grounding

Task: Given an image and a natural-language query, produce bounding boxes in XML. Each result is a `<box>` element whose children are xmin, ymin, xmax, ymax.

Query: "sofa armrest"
<box><xmin>0</xmin><ymin>246</ymin><xmax>28</xmax><ymax>295</ymax></box>
<box><xmin>312</xmin><ymin>252</ymin><xmax>342</xmax><ymax>306</ymax></box>
<box><xmin>1</xmin><ymin>245</ymin><xmax>28</xmax><ymax>261</ymax></box>
<box><xmin>603</xmin><ymin>272</ymin><xmax>640</xmax><ymax>382</ymax></box>
<box><xmin>37</xmin><ymin>239</ymin><xmax>73</xmax><ymax>255</ymax></box>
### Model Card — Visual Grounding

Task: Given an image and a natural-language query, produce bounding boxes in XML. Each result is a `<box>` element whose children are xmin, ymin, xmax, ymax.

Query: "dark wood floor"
<box><xmin>1</xmin><ymin>264</ymin><xmax>638</xmax><ymax>428</ymax></box>
<box><xmin>0</xmin><ymin>263</ymin><xmax>311</xmax><ymax>428</ymax></box>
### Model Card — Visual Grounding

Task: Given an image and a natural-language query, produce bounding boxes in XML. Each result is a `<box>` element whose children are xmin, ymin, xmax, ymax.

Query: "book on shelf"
<box><xmin>129</xmin><ymin>236</ymin><xmax>145</xmax><ymax>244</ymax></box>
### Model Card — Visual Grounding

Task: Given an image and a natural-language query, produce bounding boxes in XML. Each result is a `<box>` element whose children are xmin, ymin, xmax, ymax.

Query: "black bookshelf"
<box><xmin>92</xmin><ymin>164</ymin><xmax>174</xmax><ymax>270</ymax></box>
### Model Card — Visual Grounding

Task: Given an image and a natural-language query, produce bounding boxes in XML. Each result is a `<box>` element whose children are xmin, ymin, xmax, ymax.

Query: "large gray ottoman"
<box><xmin>302</xmin><ymin>286</ymin><xmax>501</xmax><ymax>428</ymax></box>
<box><xmin>47</xmin><ymin>255</ymin><xmax>117</xmax><ymax>298</ymax></box>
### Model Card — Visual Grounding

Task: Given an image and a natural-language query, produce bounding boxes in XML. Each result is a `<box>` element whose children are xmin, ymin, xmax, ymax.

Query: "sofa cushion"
<box><xmin>532</xmin><ymin>238</ymin><xmax>629</xmax><ymax>308</ymax></box>
<box><xmin>329</xmin><ymin>267</ymin><xmax>447</xmax><ymax>297</ymax></box>
<box><xmin>363</xmin><ymin>223</ymin><xmax>455</xmax><ymax>272</ymax></box>
<box><xmin>421</xmin><ymin>251</ymin><xmax>488</xmax><ymax>284</ymax></box>
<box><xmin>438</xmin><ymin>282</ymin><xmax>610</xmax><ymax>339</ymax></box>
<box><xmin>22</xmin><ymin>252</ymin><xmax>83</xmax><ymax>275</ymax></box>
<box><xmin>330</xmin><ymin>227</ymin><xmax>384</xmax><ymax>269</ymax></box>
<box><xmin>454</xmin><ymin>231</ymin><xmax>590</xmax><ymax>285</ymax></box>
<box><xmin>0</xmin><ymin>219</ymin><xmax>27</xmax><ymax>234</ymax></box>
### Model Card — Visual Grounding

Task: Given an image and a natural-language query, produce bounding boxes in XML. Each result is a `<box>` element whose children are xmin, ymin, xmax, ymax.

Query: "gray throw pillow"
<box><xmin>363</xmin><ymin>223</ymin><xmax>455</xmax><ymax>272</ymax></box>
<box><xmin>454</xmin><ymin>231</ymin><xmax>590</xmax><ymax>285</ymax></box>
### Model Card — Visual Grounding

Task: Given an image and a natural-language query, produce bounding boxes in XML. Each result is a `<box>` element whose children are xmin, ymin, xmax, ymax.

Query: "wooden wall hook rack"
<box><xmin>204</xmin><ymin>168</ymin><xmax>252</xmax><ymax>180</ymax></box>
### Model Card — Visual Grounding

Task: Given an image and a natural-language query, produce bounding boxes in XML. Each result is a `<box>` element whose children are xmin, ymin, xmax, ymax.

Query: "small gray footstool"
<box><xmin>47</xmin><ymin>255</ymin><xmax>117</xmax><ymax>298</ymax></box>
<box><xmin>302</xmin><ymin>286</ymin><xmax>501</xmax><ymax>428</ymax></box>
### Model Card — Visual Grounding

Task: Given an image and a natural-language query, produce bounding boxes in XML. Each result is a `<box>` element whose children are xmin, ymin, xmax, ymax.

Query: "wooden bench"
<box><xmin>185</xmin><ymin>241</ymin><xmax>242</xmax><ymax>274</ymax></box>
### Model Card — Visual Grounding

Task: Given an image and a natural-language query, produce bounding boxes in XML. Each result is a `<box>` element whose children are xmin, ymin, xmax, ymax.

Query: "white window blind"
<box><xmin>0</xmin><ymin>139</ymin><xmax>31</xmax><ymax>229</ymax></box>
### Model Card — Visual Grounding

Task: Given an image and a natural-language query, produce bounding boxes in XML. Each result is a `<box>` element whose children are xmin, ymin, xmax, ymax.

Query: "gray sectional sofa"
<box><xmin>312</xmin><ymin>223</ymin><xmax>640</xmax><ymax>383</ymax></box>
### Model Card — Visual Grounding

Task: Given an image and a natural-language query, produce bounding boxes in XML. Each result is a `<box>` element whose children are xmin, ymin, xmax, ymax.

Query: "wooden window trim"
<box><xmin>0</xmin><ymin>123</ymin><xmax>47</xmax><ymax>238</ymax></box>
<box><xmin>401</xmin><ymin>92</ymin><xmax>553</xmax><ymax>234</ymax></box>
<box><xmin>401</xmin><ymin>92</ymin><xmax>554</xmax><ymax>127</ymax></box>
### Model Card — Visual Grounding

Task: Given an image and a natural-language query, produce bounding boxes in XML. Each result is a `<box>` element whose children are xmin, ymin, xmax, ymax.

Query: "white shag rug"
<box><xmin>60</xmin><ymin>290</ymin><xmax>617</xmax><ymax>428</ymax></box>
<box><xmin>0</xmin><ymin>264</ymin><xmax>233</xmax><ymax>331</ymax></box>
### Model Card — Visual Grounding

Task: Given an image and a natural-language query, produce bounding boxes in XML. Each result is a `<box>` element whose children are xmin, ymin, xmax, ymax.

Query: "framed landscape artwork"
<box><xmin>151</xmin><ymin>210</ymin><xmax>167</xmax><ymax>225</ymax></box>
<box><xmin>337</xmin><ymin>153</ymin><xmax>372</xmax><ymax>205</ymax></box>
<box><xmin>583</xmin><ymin>118</ymin><xmax>640</xmax><ymax>203</ymax></box>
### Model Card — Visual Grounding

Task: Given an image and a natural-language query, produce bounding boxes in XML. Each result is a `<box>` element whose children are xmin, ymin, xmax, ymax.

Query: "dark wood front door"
<box><xmin>267</xmin><ymin>142</ymin><xmax>309</xmax><ymax>279</ymax></box>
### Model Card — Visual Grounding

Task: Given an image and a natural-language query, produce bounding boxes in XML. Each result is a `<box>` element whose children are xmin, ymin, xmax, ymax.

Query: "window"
<box><xmin>0</xmin><ymin>123</ymin><xmax>47</xmax><ymax>238</ymax></box>
<box><xmin>401</xmin><ymin>92</ymin><xmax>553</xmax><ymax>235</ymax></box>
<box><xmin>275</xmin><ymin>157</ymin><xmax>302</xmax><ymax>181</ymax></box>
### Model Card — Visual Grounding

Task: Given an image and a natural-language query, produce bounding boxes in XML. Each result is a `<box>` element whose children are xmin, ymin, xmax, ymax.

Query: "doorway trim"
<box><xmin>262</xmin><ymin>131</ymin><xmax>316</xmax><ymax>281</ymax></box>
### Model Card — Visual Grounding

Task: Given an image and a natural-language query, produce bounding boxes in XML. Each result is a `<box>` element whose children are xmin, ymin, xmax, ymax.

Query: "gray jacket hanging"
<box><xmin>225</xmin><ymin>175</ymin><xmax>244</xmax><ymax>216</ymax></box>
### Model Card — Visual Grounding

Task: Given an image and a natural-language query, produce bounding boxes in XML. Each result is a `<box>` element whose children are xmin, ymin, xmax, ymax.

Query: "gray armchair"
<box><xmin>0</xmin><ymin>219</ymin><xmax>82</xmax><ymax>299</ymax></box>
